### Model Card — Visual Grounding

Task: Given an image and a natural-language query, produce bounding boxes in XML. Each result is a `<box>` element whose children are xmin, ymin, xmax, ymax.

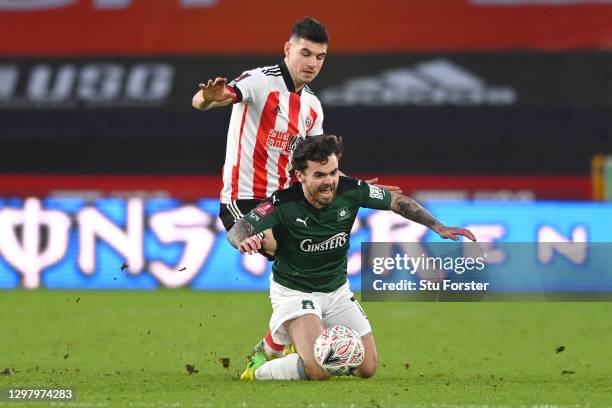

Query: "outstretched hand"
<box><xmin>365</xmin><ymin>177</ymin><xmax>402</xmax><ymax>194</ymax></box>
<box><xmin>198</xmin><ymin>77</ymin><xmax>234</xmax><ymax>102</ymax></box>
<box><xmin>436</xmin><ymin>226</ymin><xmax>477</xmax><ymax>242</ymax></box>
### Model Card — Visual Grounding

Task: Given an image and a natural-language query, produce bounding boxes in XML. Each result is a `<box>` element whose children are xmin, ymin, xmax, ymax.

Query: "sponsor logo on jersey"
<box><xmin>319</xmin><ymin>59</ymin><xmax>516</xmax><ymax>107</ymax></box>
<box><xmin>266</xmin><ymin>129</ymin><xmax>297</xmax><ymax>153</ymax></box>
<box><xmin>299</xmin><ymin>232</ymin><xmax>348</xmax><ymax>253</ymax></box>
<box><xmin>368</xmin><ymin>185</ymin><xmax>385</xmax><ymax>200</ymax></box>
<box><xmin>296</xmin><ymin>217</ymin><xmax>309</xmax><ymax>227</ymax></box>
<box><xmin>288</xmin><ymin>134</ymin><xmax>304</xmax><ymax>153</ymax></box>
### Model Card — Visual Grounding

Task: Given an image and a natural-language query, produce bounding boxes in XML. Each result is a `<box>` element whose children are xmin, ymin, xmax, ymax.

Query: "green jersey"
<box><xmin>243</xmin><ymin>176</ymin><xmax>392</xmax><ymax>293</ymax></box>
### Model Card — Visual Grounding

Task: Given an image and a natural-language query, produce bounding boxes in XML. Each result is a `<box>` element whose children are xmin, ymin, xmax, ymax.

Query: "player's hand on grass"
<box><xmin>198</xmin><ymin>77</ymin><xmax>234</xmax><ymax>102</ymax></box>
<box><xmin>365</xmin><ymin>178</ymin><xmax>402</xmax><ymax>194</ymax></box>
<box><xmin>435</xmin><ymin>226</ymin><xmax>477</xmax><ymax>242</ymax></box>
<box><xmin>238</xmin><ymin>235</ymin><xmax>266</xmax><ymax>255</ymax></box>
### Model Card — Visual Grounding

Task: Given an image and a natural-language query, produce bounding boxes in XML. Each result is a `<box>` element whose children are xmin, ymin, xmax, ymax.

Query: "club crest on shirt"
<box><xmin>337</xmin><ymin>207</ymin><xmax>350</xmax><ymax>221</ymax></box>
<box><xmin>305</xmin><ymin>115</ymin><xmax>314</xmax><ymax>131</ymax></box>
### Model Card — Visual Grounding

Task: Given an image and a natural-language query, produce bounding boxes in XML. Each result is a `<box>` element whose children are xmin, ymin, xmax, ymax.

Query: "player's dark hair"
<box><xmin>290</xmin><ymin>16</ymin><xmax>328</xmax><ymax>44</ymax></box>
<box><xmin>292</xmin><ymin>134</ymin><xmax>343</xmax><ymax>173</ymax></box>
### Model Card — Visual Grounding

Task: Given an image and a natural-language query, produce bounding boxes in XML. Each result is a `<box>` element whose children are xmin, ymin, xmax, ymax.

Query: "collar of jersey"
<box><xmin>279</xmin><ymin>61</ymin><xmax>302</xmax><ymax>95</ymax></box>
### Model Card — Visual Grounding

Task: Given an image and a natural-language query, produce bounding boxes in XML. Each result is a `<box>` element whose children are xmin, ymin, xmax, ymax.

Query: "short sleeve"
<box><xmin>243</xmin><ymin>197</ymin><xmax>280</xmax><ymax>233</ymax></box>
<box><xmin>306</xmin><ymin>99</ymin><xmax>324</xmax><ymax>136</ymax></box>
<box><xmin>228</xmin><ymin>70</ymin><xmax>266</xmax><ymax>105</ymax></box>
<box><xmin>357</xmin><ymin>181</ymin><xmax>392</xmax><ymax>210</ymax></box>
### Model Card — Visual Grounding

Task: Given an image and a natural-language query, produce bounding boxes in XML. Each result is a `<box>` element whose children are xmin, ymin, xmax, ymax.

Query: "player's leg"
<box><xmin>220</xmin><ymin>200</ymin><xmax>285</xmax><ymax>358</ymax></box>
<box><xmin>251</xmin><ymin>329</ymin><xmax>286</xmax><ymax>360</ymax></box>
<box><xmin>241</xmin><ymin>284</ymin><xmax>326</xmax><ymax>380</ymax></box>
<box><xmin>324</xmin><ymin>284</ymin><xmax>378</xmax><ymax>378</ymax></box>
<box><xmin>284</xmin><ymin>314</ymin><xmax>329</xmax><ymax>380</ymax></box>
<box><xmin>243</xmin><ymin>313</ymin><xmax>327</xmax><ymax>381</ymax></box>
<box><xmin>354</xmin><ymin>333</ymin><xmax>377</xmax><ymax>378</ymax></box>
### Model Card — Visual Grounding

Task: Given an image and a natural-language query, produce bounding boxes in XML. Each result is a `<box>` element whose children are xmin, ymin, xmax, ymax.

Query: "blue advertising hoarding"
<box><xmin>0</xmin><ymin>198</ymin><xmax>610</xmax><ymax>290</ymax></box>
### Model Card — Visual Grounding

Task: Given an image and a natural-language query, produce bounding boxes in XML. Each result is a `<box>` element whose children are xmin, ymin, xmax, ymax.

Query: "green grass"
<box><xmin>0</xmin><ymin>290</ymin><xmax>611</xmax><ymax>407</ymax></box>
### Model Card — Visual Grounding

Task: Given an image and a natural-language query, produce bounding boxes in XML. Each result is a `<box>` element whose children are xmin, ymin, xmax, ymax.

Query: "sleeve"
<box><xmin>356</xmin><ymin>180</ymin><xmax>392</xmax><ymax>210</ymax></box>
<box><xmin>242</xmin><ymin>196</ymin><xmax>281</xmax><ymax>234</ymax></box>
<box><xmin>228</xmin><ymin>69</ymin><xmax>266</xmax><ymax>105</ymax></box>
<box><xmin>306</xmin><ymin>98</ymin><xmax>324</xmax><ymax>136</ymax></box>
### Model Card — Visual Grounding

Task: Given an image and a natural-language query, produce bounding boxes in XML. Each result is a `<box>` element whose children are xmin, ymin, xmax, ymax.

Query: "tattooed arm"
<box><xmin>227</xmin><ymin>218</ymin><xmax>262</xmax><ymax>254</ymax></box>
<box><xmin>390</xmin><ymin>192</ymin><xmax>477</xmax><ymax>242</ymax></box>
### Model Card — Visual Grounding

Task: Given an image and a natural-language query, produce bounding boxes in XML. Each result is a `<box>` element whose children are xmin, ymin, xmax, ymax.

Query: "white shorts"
<box><xmin>268</xmin><ymin>279</ymin><xmax>372</xmax><ymax>345</ymax></box>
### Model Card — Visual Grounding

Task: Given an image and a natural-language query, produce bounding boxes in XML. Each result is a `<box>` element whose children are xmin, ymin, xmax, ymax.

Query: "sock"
<box><xmin>261</xmin><ymin>330</ymin><xmax>285</xmax><ymax>359</ymax></box>
<box><xmin>254</xmin><ymin>353</ymin><xmax>308</xmax><ymax>380</ymax></box>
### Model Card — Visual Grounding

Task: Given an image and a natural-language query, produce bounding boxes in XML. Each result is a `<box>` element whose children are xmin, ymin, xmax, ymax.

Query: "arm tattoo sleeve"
<box><xmin>227</xmin><ymin>218</ymin><xmax>257</xmax><ymax>249</ymax></box>
<box><xmin>390</xmin><ymin>192</ymin><xmax>442</xmax><ymax>231</ymax></box>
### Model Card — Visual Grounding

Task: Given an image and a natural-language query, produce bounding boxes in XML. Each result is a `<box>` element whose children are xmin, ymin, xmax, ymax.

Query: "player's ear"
<box><xmin>295</xmin><ymin>170</ymin><xmax>305</xmax><ymax>183</ymax></box>
<box><xmin>283</xmin><ymin>41</ymin><xmax>291</xmax><ymax>57</ymax></box>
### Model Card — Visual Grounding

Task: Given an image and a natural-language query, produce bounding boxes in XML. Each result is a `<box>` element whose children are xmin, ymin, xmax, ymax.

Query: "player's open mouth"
<box><xmin>319</xmin><ymin>187</ymin><xmax>333</xmax><ymax>198</ymax></box>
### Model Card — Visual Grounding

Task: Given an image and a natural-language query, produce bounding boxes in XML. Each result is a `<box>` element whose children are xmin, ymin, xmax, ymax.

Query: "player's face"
<box><xmin>298</xmin><ymin>154</ymin><xmax>339</xmax><ymax>208</ymax></box>
<box><xmin>284</xmin><ymin>37</ymin><xmax>327</xmax><ymax>86</ymax></box>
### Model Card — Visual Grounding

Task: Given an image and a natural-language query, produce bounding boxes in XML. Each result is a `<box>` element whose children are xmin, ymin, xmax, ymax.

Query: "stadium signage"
<box><xmin>0</xmin><ymin>63</ymin><xmax>173</xmax><ymax>108</ymax></box>
<box><xmin>0</xmin><ymin>198</ymin><xmax>609</xmax><ymax>290</ymax></box>
<box><xmin>320</xmin><ymin>59</ymin><xmax>516</xmax><ymax>107</ymax></box>
<box><xmin>0</xmin><ymin>0</ymin><xmax>217</xmax><ymax>10</ymax></box>
<box><xmin>471</xmin><ymin>0</ymin><xmax>612</xmax><ymax>4</ymax></box>
<box><xmin>2</xmin><ymin>2</ymin><xmax>611</xmax><ymax>55</ymax></box>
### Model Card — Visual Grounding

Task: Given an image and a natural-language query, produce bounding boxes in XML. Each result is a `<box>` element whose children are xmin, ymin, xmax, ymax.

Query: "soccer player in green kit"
<box><xmin>228</xmin><ymin>134</ymin><xmax>476</xmax><ymax>380</ymax></box>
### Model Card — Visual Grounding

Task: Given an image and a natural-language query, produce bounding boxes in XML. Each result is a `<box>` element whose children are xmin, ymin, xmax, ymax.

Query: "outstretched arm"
<box><xmin>390</xmin><ymin>192</ymin><xmax>477</xmax><ymax>241</ymax></box>
<box><xmin>337</xmin><ymin>171</ymin><xmax>402</xmax><ymax>193</ymax></box>
<box><xmin>365</xmin><ymin>177</ymin><xmax>402</xmax><ymax>194</ymax></box>
<box><xmin>192</xmin><ymin>77</ymin><xmax>235</xmax><ymax>111</ymax></box>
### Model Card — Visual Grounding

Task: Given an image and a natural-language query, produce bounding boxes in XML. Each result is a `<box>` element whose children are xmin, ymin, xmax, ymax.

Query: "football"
<box><xmin>313</xmin><ymin>325</ymin><xmax>365</xmax><ymax>376</ymax></box>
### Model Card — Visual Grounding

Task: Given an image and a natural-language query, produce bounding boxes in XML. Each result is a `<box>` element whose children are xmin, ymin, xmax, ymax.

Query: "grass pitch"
<box><xmin>0</xmin><ymin>290</ymin><xmax>611</xmax><ymax>407</ymax></box>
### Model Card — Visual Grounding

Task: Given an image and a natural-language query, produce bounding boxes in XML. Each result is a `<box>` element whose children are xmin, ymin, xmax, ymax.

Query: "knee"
<box><xmin>303</xmin><ymin>358</ymin><xmax>330</xmax><ymax>381</ymax></box>
<box><xmin>355</xmin><ymin>351</ymin><xmax>378</xmax><ymax>379</ymax></box>
<box><xmin>356</xmin><ymin>361</ymin><xmax>377</xmax><ymax>379</ymax></box>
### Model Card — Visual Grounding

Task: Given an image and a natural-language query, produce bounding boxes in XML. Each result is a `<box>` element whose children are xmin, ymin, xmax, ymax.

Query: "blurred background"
<box><xmin>1</xmin><ymin>0</ymin><xmax>612</xmax><ymax>290</ymax></box>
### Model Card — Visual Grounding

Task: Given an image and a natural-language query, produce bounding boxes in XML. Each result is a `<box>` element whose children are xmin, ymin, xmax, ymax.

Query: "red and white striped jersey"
<box><xmin>220</xmin><ymin>61</ymin><xmax>324</xmax><ymax>204</ymax></box>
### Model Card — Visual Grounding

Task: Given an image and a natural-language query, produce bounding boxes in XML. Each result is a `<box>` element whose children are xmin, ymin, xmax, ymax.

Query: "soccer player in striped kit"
<box><xmin>192</xmin><ymin>17</ymin><xmax>398</xmax><ymax>361</ymax></box>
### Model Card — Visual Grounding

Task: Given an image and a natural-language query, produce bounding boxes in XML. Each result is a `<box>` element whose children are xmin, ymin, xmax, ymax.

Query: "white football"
<box><xmin>313</xmin><ymin>324</ymin><xmax>365</xmax><ymax>376</ymax></box>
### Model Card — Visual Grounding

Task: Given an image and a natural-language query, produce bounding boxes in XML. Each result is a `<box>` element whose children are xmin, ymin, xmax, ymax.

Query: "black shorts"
<box><xmin>219</xmin><ymin>199</ymin><xmax>263</xmax><ymax>231</ymax></box>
